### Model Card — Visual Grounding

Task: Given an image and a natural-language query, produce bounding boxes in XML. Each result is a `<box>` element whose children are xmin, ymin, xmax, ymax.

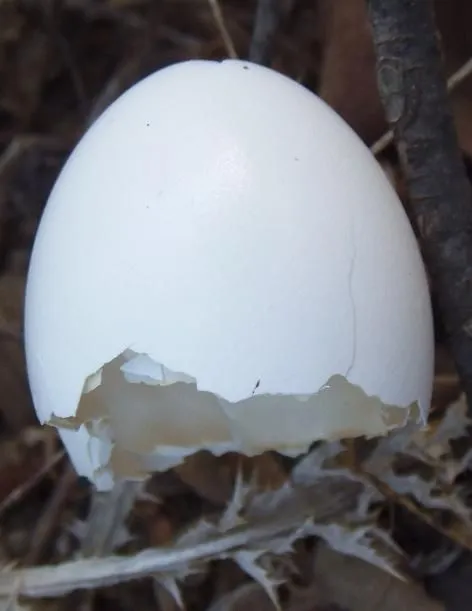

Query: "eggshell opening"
<box><xmin>45</xmin><ymin>349</ymin><xmax>421</xmax><ymax>489</ymax></box>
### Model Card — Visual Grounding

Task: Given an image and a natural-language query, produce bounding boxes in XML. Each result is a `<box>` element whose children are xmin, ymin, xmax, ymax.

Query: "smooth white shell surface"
<box><xmin>24</xmin><ymin>59</ymin><xmax>434</xmax><ymax>485</ymax></box>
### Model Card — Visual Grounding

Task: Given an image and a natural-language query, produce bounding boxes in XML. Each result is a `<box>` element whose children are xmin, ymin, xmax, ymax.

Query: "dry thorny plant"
<box><xmin>0</xmin><ymin>391</ymin><xmax>471</xmax><ymax>610</ymax></box>
<box><xmin>2</xmin><ymin>1</ymin><xmax>472</xmax><ymax>610</ymax></box>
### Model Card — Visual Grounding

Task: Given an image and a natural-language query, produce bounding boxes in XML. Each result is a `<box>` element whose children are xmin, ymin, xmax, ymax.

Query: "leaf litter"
<box><xmin>0</xmin><ymin>392</ymin><xmax>471</xmax><ymax>609</ymax></box>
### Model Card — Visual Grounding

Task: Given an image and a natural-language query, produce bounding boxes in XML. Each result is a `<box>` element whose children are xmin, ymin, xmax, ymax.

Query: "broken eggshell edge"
<box><xmin>46</xmin><ymin>348</ymin><xmax>422</xmax><ymax>491</ymax></box>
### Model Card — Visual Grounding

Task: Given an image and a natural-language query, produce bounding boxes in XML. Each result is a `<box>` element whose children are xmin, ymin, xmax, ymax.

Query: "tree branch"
<box><xmin>249</xmin><ymin>0</ymin><xmax>287</xmax><ymax>65</ymax></box>
<box><xmin>366</xmin><ymin>0</ymin><xmax>472</xmax><ymax>410</ymax></box>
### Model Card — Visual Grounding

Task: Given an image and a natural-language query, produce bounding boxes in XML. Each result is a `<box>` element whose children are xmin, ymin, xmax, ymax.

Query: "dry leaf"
<box><xmin>206</xmin><ymin>582</ymin><xmax>274</xmax><ymax>611</ymax></box>
<box><xmin>313</xmin><ymin>542</ymin><xmax>444</xmax><ymax>611</ymax></box>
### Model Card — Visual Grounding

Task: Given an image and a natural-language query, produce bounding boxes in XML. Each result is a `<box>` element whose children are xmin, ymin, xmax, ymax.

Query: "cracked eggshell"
<box><xmin>24</xmin><ymin>59</ymin><xmax>434</xmax><ymax>489</ymax></box>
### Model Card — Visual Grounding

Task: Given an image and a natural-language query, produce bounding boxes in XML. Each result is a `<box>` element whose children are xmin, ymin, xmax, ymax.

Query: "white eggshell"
<box><xmin>24</xmin><ymin>59</ymin><xmax>434</xmax><ymax>488</ymax></box>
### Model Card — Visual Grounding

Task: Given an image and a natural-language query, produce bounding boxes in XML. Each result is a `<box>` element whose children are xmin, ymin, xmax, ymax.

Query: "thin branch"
<box><xmin>366</xmin><ymin>0</ymin><xmax>472</xmax><ymax>412</ymax></box>
<box><xmin>249</xmin><ymin>0</ymin><xmax>287</xmax><ymax>65</ymax></box>
<box><xmin>79</xmin><ymin>481</ymin><xmax>142</xmax><ymax>557</ymax></box>
<box><xmin>207</xmin><ymin>0</ymin><xmax>238</xmax><ymax>58</ymax></box>
<box><xmin>24</xmin><ymin>465</ymin><xmax>76</xmax><ymax>565</ymax></box>
<box><xmin>446</xmin><ymin>57</ymin><xmax>472</xmax><ymax>92</ymax></box>
<box><xmin>371</xmin><ymin>57</ymin><xmax>472</xmax><ymax>156</ymax></box>
<box><xmin>0</xmin><ymin>451</ymin><xmax>64</xmax><ymax>518</ymax></box>
<box><xmin>362</xmin><ymin>471</ymin><xmax>472</xmax><ymax>552</ymax></box>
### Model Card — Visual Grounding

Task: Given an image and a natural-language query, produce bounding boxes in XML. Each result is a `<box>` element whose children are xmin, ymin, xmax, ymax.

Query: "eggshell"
<box><xmin>24</xmin><ymin>59</ymin><xmax>434</xmax><ymax>488</ymax></box>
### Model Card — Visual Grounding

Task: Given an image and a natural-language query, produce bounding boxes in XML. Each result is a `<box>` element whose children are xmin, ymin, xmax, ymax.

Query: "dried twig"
<box><xmin>79</xmin><ymin>480</ymin><xmax>142</xmax><ymax>557</ymax></box>
<box><xmin>363</xmin><ymin>471</ymin><xmax>472</xmax><ymax>551</ymax></box>
<box><xmin>249</xmin><ymin>0</ymin><xmax>288</xmax><ymax>65</ymax></box>
<box><xmin>0</xmin><ymin>450</ymin><xmax>64</xmax><ymax>518</ymax></box>
<box><xmin>24</xmin><ymin>464</ymin><xmax>76</xmax><ymax>565</ymax></box>
<box><xmin>371</xmin><ymin>57</ymin><xmax>472</xmax><ymax>156</ymax></box>
<box><xmin>39</xmin><ymin>3</ymin><xmax>88</xmax><ymax>117</ymax></box>
<box><xmin>207</xmin><ymin>0</ymin><xmax>238</xmax><ymax>58</ymax></box>
<box><xmin>366</xmin><ymin>0</ymin><xmax>472</xmax><ymax>412</ymax></box>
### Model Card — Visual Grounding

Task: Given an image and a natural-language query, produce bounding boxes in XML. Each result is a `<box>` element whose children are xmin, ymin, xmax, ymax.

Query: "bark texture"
<box><xmin>249</xmin><ymin>0</ymin><xmax>289</xmax><ymax>65</ymax></box>
<box><xmin>366</xmin><ymin>0</ymin><xmax>472</xmax><ymax>408</ymax></box>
